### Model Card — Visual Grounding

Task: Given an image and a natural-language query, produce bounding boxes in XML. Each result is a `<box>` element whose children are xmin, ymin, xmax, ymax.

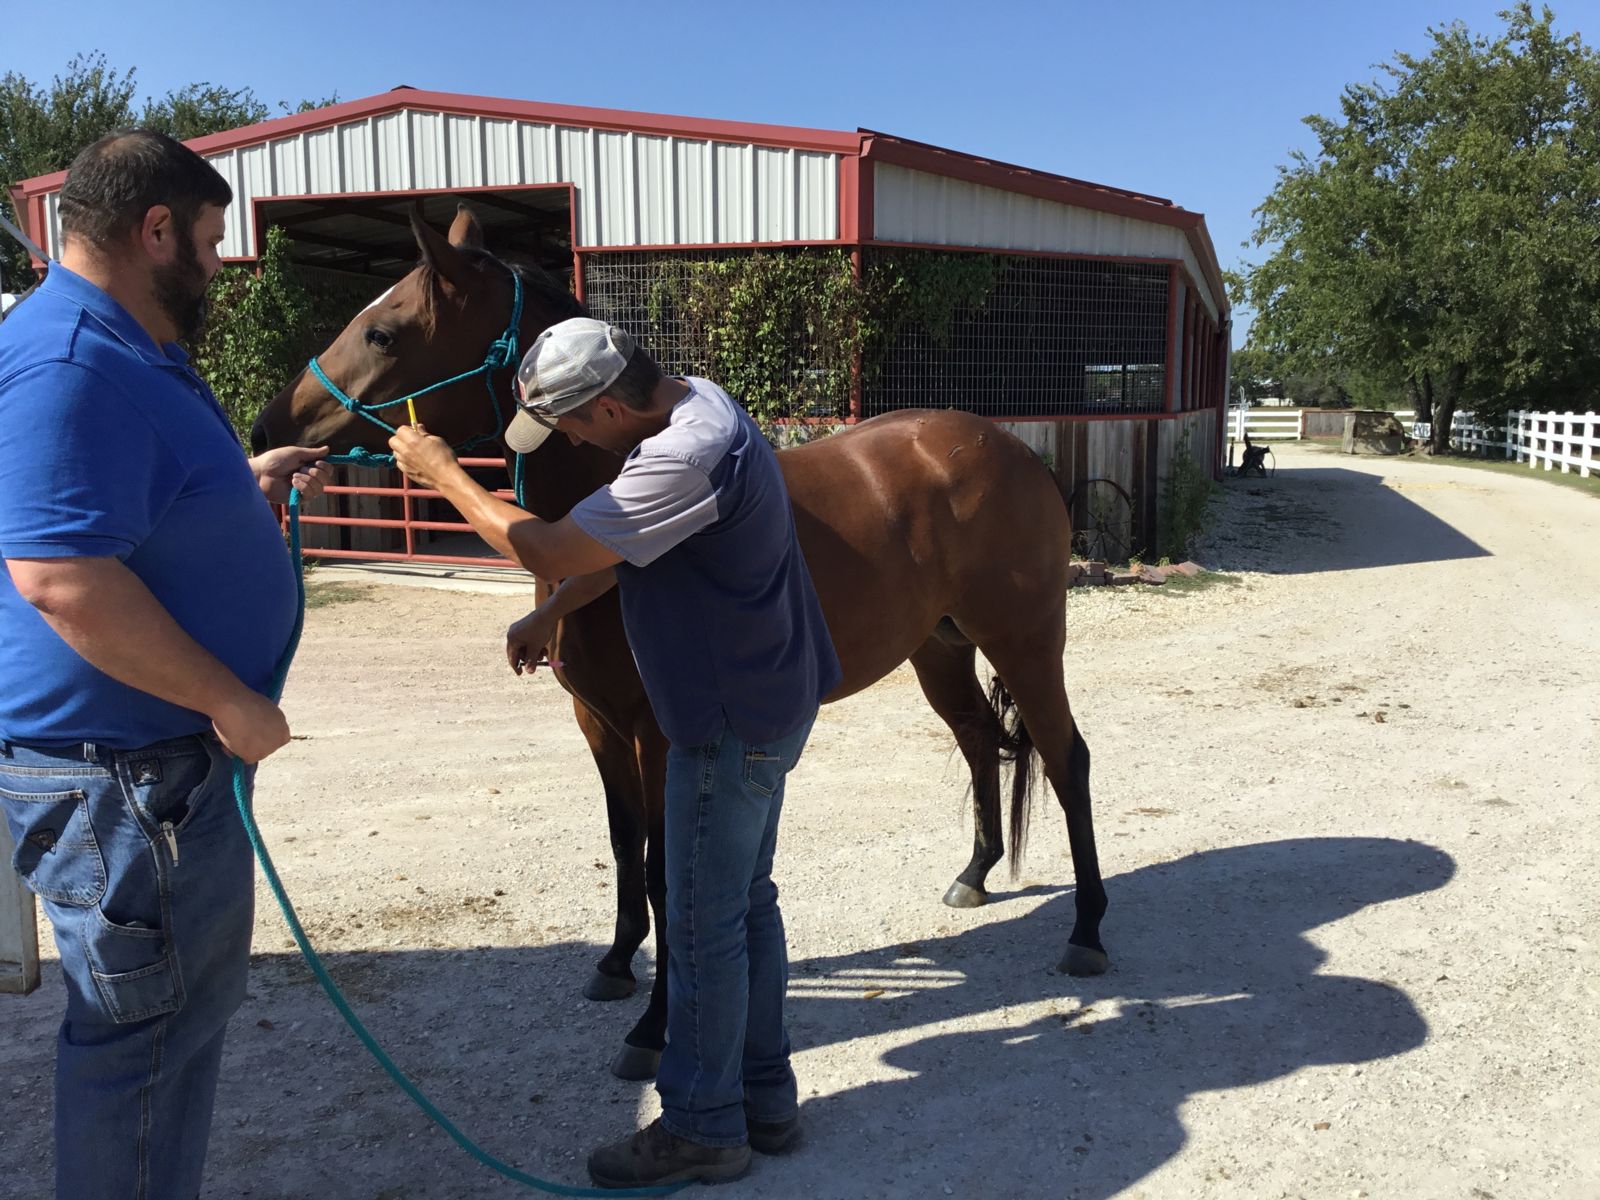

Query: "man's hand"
<box><xmin>506</xmin><ymin>606</ymin><xmax>560</xmax><ymax>675</ymax></box>
<box><xmin>251</xmin><ymin>445</ymin><xmax>332</xmax><ymax>504</ymax></box>
<box><xmin>211</xmin><ymin>689</ymin><xmax>292</xmax><ymax>764</ymax></box>
<box><xmin>390</xmin><ymin>425</ymin><xmax>464</xmax><ymax>491</ymax></box>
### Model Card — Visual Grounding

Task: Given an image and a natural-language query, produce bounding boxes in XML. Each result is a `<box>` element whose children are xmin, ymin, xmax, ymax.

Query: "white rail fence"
<box><xmin>1227</xmin><ymin>405</ymin><xmax>1598</xmax><ymax>479</ymax></box>
<box><xmin>1224</xmin><ymin>407</ymin><xmax>1307</xmax><ymax>441</ymax></box>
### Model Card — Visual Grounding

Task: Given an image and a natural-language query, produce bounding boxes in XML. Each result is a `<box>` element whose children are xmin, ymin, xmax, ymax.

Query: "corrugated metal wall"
<box><xmin>874</xmin><ymin>163</ymin><xmax>1220</xmax><ymax>322</ymax></box>
<box><xmin>38</xmin><ymin>108</ymin><xmax>842</xmax><ymax>259</ymax></box>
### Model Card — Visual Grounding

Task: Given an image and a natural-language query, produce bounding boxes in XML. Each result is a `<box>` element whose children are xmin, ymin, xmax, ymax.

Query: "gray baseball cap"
<box><xmin>507</xmin><ymin>317</ymin><xmax>636</xmax><ymax>453</ymax></box>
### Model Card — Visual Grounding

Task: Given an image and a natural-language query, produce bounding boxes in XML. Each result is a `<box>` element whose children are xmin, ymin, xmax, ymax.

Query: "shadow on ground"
<box><xmin>0</xmin><ymin>836</ymin><xmax>1454</xmax><ymax>1198</ymax></box>
<box><xmin>1206</xmin><ymin>462</ymin><xmax>1488</xmax><ymax>574</ymax></box>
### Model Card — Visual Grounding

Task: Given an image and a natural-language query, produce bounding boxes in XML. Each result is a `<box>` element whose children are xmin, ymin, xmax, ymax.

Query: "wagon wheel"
<box><xmin>1067</xmin><ymin>477</ymin><xmax>1135</xmax><ymax>566</ymax></box>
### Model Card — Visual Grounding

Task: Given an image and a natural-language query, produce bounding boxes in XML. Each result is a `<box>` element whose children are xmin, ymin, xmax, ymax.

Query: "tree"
<box><xmin>1227</xmin><ymin>346</ymin><xmax>1281</xmax><ymax>403</ymax></box>
<box><xmin>1</xmin><ymin>54</ymin><xmax>336</xmax><ymax>288</ymax></box>
<box><xmin>1239</xmin><ymin>4</ymin><xmax>1600</xmax><ymax>453</ymax></box>
<box><xmin>0</xmin><ymin>54</ymin><xmax>137</xmax><ymax>286</ymax></box>
<box><xmin>141</xmin><ymin>83</ymin><xmax>269</xmax><ymax>141</ymax></box>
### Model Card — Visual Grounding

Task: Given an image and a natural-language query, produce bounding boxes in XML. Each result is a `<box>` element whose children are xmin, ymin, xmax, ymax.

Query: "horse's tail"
<box><xmin>987</xmin><ymin>675</ymin><xmax>1040</xmax><ymax>876</ymax></box>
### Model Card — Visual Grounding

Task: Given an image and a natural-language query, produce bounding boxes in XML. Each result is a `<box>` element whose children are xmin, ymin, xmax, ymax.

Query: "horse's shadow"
<box><xmin>0</xmin><ymin>836</ymin><xmax>1457</xmax><ymax>1199</ymax></box>
<box><xmin>758</xmin><ymin>835</ymin><xmax>1456</xmax><ymax>1198</ymax></box>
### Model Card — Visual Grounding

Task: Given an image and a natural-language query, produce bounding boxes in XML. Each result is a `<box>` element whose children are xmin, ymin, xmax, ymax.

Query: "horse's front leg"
<box><xmin>612</xmin><ymin>720</ymin><xmax>670</xmax><ymax>1080</ymax></box>
<box><xmin>571</xmin><ymin>698</ymin><xmax>650</xmax><ymax>1001</ymax></box>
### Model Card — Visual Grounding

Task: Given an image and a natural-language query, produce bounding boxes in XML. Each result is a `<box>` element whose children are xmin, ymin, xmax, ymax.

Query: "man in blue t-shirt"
<box><xmin>391</xmin><ymin>317</ymin><xmax>840</xmax><ymax>1189</ymax></box>
<box><xmin>0</xmin><ymin>130</ymin><xmax>329</xmax><ymax>1200</ymax></box>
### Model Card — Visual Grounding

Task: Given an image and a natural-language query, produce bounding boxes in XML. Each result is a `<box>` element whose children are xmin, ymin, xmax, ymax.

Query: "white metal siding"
<box><xmin>873</xmin><ymin>163</ymin><xmax>1219</xmax><ymax>320</ymax></box>
<box><xmin>28</xmin><ymin>105</ymin><xmax>843</xmax><ymax>258</ymax></box>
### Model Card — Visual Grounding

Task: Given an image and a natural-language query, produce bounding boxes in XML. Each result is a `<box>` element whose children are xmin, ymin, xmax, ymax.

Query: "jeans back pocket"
<box><xmin>0</xmin><ymin>784</ymin><xmax>107</xmax><ymax>907</ymax></box>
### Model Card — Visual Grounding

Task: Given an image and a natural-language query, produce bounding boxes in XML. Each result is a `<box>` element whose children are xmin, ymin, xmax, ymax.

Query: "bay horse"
<box><xmin>251</xmin><ymin>207</ymin><xmax>1108</xmax><ymax>1079</ymax></box>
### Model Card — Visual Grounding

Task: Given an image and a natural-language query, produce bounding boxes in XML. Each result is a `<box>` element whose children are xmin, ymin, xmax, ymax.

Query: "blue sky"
<box><xmin>9</xmin><ymin>0</ymin><xmax>1570</xmax><ymax>343</ymax></box>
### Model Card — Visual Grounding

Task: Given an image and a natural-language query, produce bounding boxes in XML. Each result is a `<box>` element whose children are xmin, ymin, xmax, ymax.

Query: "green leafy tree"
<box><xmin>1226</xmin><ymin>346</ymin><xmax>1281</xmax><ymax>403</ymax></box>
<box><xmin>1</xmin><ymin>53</ymin><xmax>335</xmax><ymax>288</ymax></box>
<box><xmin>142</xmin><ymin>83</ymin><xmax>269</xmax><ymax>141</ymax></box>
<box><xmin>1239</xmin><ymin>4</ymin><xmax>1600</xmax><ymax>452</ymax></box>
<box><xmin>0</xmin><ymin>53</ymin><xmax>137</xmax><ymax>286</ymax></box>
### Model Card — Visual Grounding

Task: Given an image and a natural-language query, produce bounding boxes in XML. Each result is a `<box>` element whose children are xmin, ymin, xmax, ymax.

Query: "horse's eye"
<box><xmin>365</xmin><ymin>327</ymin><xmax>393</xmax><ymax>352</ymax></box>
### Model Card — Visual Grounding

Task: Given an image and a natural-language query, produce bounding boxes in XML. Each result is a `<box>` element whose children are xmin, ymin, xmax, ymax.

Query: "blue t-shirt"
<box><xmin>0</xmin><ymin>265</ymin><xmax>298</xmax><ymax>749</ymax></box>
<box><xmin>571</xmin><ymin>378</ymin><xmax>840</xmax><ymax>746</ymax></box>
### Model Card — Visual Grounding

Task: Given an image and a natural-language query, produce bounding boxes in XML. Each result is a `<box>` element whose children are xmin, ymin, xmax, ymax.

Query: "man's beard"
<box><xmin>152</xmin><ymin>226</ymin><xmax>211</xmax><ymax>343</ymax></box>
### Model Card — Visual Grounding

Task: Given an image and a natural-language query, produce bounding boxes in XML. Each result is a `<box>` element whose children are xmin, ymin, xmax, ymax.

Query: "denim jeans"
<box><xmin>656</xmin><ymin>712</ymin><xmax>816</xmax><ymax>1147</ymax></box>
<box><xmin>0</xmin><ymin>733</ymin><xmax>255</xmax><ymax>1200</ymax></box>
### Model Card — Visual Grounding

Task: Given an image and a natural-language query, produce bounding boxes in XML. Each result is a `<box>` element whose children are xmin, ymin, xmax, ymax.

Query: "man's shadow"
<box><xmin>762</xmin><ymin>836</ymin><xmax>1455</xmax><ymax>1199</ymax></box>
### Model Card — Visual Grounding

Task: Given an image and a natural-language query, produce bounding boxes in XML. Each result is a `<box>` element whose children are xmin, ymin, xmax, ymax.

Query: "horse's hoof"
<box><xmin>583</xmin><ymin>970</ymin><xmax>637</xmax><ymax>1001</ymax></box>
<box><xmin>1058</xmin><ymin>944</ymin><xmax>1110</xmax><ymax>977</ymax></box>
<box><xmin>942</xmin><ymin>881</ymin><xmax>987</xmax><ymax>909</ymax></box>
<box><xmin>610</xmin><ymin>1045</ymin><xmax>662</xmax><ymax>1081</ymax></box>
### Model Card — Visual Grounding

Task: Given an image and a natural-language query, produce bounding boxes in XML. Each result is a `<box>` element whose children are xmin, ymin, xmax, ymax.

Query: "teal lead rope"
<box><xmin>229</xmin><ymin>464</ymin><xmax>681</xmax><ymax>1197</ymax></box>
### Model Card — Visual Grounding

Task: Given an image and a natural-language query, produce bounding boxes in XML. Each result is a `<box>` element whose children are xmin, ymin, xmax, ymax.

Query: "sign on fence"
<box><xmin>1</xmin><ymin>822</ymin><xmax>40</xmax><ymax>995</ymax></box>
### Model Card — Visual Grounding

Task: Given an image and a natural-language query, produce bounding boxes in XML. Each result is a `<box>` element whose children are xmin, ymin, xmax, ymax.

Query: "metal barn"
<box><xmin>10</xmin><ymin>88</ymin><xmax>1230</xmax><ymax>561</ymax></box>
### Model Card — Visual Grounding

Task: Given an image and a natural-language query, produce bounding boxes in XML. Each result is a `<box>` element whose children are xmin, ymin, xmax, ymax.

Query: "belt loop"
<box><xmin>0</xmin><ymin>740</ymin><xmax>11</xmax><ymax>758</ymax></box>
<box><xmin>81</xmin><ymin>742</ymin><xmax>97</xmax><ymax>763</ymax></box>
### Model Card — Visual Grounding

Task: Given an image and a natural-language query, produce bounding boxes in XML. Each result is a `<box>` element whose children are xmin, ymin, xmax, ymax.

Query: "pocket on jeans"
<box><xmin>743</xmin><ymin>749</ymin><xmax>787</xmax><ymax>798</ymax></box>
<box><xmin>0</xmin><ymin>783</ymin><xmax>107</xmax><ymax>906</ymax></box>
<box><xmin>128</xmin><ymin>739</ymin><xmax>219</xmax><ymax>835</ymax></box>
<box><xmin>85</xmin><ymin>906</ymin><xmax>181</xmax><ymax>1023</ymax></box>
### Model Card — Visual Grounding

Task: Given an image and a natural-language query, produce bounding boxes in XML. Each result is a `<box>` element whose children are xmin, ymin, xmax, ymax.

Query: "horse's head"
<box><xmin>251</xmin><ymin>206</ymin><xmax>542</xmax><ymax>456</ymax></box>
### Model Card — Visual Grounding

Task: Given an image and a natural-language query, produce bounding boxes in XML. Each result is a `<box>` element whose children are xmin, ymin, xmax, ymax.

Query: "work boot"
<box><xmin>747</xmin><ymin>1113</ymin><xmax>802</xmax><ymax>1155</ymax></box>
<box><xmin>587</xmin><ymin>1118</ymin><xmax>752</xmax><ymax>1189</ymax></box>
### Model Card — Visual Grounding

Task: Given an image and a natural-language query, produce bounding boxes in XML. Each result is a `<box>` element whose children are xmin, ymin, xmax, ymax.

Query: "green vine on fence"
<box><xmin>1159</xmin><ymin>429</ymin><xmax>1216</xmax><ymax>560</ymax></box>
<box><xmin>636</xmin><ymin>249</ymin><xmax>1011</xmax><ymax>423</ymax></box>
<box><xmin>863</xmin><ymin>251</ymin><xmax>1007</xmax><ymax>349</ymax></box>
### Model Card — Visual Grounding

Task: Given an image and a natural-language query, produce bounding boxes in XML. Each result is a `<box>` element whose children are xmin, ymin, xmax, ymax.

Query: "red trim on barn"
<box><xmin>7</xmin><ymin>89</ymin><xmax>1228</xmax><ymax>316</ymax></box>
<box><xmin>1165</xmin><ymin>265</ymin><xmax>1181</xmax><ymax>412</ymax></box>
<box><xmin>860</xmin><ymin>130</ymin><xmax>1176</xmax><ymax>210</ymax></box>
<box><xmin>11</xmin><ymin>91</ymin><xmax>866</xmax><ymax>197</ymax></box>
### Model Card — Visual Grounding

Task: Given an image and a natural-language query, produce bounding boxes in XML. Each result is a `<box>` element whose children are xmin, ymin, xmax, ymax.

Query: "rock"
<box><xmin>1109</xmin><ymin>571</ymin><xmax>1139</xmax><ymax>586</ymax></box>
<box><xmin>1137</xmin><ymin>567</ymin><xmax>1167</xmax><ymax>585</ymax></box>
<box><xmin>1170</xmin><ymin>561</ymin><xmax>1204</xmax><ymax>577</ymax></box>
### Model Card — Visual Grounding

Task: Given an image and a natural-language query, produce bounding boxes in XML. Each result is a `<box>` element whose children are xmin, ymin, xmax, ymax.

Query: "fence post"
<box><xmin>1</xmin><ymin>823</ymin><xmax>40</xmax><ymax>995</ymax></box>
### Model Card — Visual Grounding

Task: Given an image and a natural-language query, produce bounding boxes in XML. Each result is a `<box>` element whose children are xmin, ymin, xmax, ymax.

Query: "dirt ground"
<box><xmin>3</xmin><ymin>442</ymin><xmax>1597</xmax><ymax>1199</ymax></box>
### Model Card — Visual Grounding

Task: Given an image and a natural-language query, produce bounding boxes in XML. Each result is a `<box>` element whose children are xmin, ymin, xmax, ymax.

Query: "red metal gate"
<box><xmin>289</xmin><ymin>457</ymin><xmax>518</xmax><ymax>568</ymax></box>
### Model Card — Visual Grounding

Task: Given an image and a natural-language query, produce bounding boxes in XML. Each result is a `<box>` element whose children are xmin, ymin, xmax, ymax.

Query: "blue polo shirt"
<box><xmin>0</xmin><ymin>265</ymin><xmax>298</xmax><ymax>749</ymax></box>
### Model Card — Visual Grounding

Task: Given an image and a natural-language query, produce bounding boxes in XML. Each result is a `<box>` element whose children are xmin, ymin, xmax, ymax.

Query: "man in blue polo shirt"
<box><xmin>0</xmin><ymin>130</ymin><xmax>329</xmax><ymax>1200</ymax></box>
<box><xmin>390</xmin><ymin>318</ymin><xmax>840</xmax><ymax>1188</ymax></box>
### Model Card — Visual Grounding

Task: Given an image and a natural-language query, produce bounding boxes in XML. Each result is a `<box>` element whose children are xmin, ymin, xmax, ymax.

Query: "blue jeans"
<box><xmin>0</xmin><ymin>734</ymin><xmax>255</xmax><ymax>1200</ymax></box>
<box><xmin>656</xmin><ymin>713</ymin><xmax>816</xmax><ymax>1147</ymax></box>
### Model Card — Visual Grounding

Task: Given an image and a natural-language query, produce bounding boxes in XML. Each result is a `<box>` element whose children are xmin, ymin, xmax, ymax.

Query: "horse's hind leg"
<box><xmin>910</xmin><ymin>634</ymin><xmax>1006</xmax><ymax>908</ymax></box>
<box><xmin>572</xmin><ymin>699</ymin><xmax>650</xmax><ymax>1001</ymax></box>
<box><xmin>976</xmin><ymin>623</ymin><xmax>1110</xmax><ymax>976</ymax></box>
<box><xmin>613</xmin><ymin>720</ymin><xmax>669</xmax><ymax>1081</ymax></box>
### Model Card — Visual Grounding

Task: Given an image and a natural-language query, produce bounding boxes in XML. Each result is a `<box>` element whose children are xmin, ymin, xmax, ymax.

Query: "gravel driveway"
<box><xmin>2</xmin><ymin>442</ymin><xmax>1596</xmax><ymax>1199</ymax></box>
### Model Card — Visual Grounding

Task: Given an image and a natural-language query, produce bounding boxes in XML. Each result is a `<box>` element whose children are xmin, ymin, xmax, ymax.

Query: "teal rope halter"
<box><xmin>306</xmin><ymin>270</ymin><xmax>526</xmax><ymax>454</ymax></box>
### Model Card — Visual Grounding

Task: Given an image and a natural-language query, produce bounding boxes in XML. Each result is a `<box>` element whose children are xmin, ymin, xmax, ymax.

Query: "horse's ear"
<box><xmin>410</xmin><ymin>204</ymin><xmax>472</xmax><ymax>292</ymax></box>
<box><xmin>448</xmin><ymin>204</ymin><xmax>485</xmax><ymax>251</ymax></box>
